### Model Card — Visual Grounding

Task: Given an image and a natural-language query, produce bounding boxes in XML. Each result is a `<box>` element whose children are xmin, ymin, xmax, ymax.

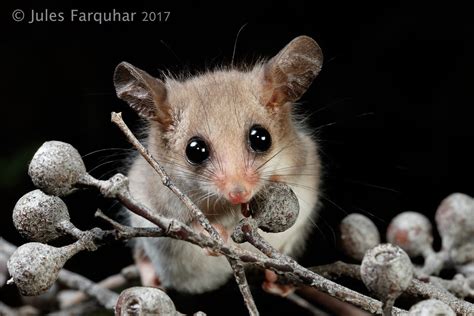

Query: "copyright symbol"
<box><xmin>12</xmin><ymin>9</ymin><xmax>25</xmax><ymax>22</ymax></box>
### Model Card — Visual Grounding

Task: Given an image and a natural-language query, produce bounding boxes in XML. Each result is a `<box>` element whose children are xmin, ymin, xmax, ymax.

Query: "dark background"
<box><xmin>1</xmin><ymin>1</ymin><xmax>473</xmax><ymax>315</ymax></box>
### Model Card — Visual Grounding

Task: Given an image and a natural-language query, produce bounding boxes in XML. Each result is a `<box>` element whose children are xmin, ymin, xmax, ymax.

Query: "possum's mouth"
<box><xmin>241</xmin><ymin>202</ymin><xmax>251</xmax><ymax>217</ymax></box>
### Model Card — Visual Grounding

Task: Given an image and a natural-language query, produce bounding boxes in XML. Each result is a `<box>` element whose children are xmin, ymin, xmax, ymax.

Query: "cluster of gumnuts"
<box><xmin>7</xmin><ymin>141</ymin><xmax>200</xmax><ymax>315</ymax></box>
<box><xmin>6</xmin><ymin>140</ymin><xmax>474</xmax><ymax>315</ymax></box>
<box><xmin>340</xmin><ymin>193</ymin><xmax>474</xmax><ymax>315</ymax></box>
<box><xmin>6</xmin><ymin>140</ymin><xmax>300</xmax><ymax>315</ymax></box>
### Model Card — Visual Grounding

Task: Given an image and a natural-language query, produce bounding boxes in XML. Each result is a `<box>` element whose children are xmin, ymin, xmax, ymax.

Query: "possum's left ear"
<box><xmin>113</xmin><ymin>62</ymin><xmax>172</xmax><ymax>129</ymax></box>
<box><xmin>261</xmin><ymin>36</ymin><xmax>323</xmax><ymax>108</ymax></box>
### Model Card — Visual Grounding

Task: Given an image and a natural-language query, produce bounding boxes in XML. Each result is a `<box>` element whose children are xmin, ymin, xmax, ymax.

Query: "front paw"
<box><xmin>134</xmin><ymin>248</ymin><xmax>161</xmax><ymax>287</ymax></box>
<box><xmin>262</xmin><ymin>269</ymin><xmax>295</xmax><ymax>297</ymax></box>
<box><xmin>193</xmin><ymin>222</ymin><xmax>229</xmax><ymax>256</ymax></box>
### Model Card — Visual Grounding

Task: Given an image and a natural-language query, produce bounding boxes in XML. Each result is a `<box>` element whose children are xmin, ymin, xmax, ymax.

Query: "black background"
<box><xmin>1</xmin><ymin>1</ymin><xmax>473</xmax><ymax>315</ymax></box>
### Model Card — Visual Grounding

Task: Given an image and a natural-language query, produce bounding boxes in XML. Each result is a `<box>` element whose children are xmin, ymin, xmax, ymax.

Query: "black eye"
<box><xmin>249</xmin><ymin>125</ymin><xmax>272</xmax><ymax>153</ymax></box>
<box><xmin>186</xmin><ymin>137</ymin><xmax>209</xmax><ymax>165</ymax></box>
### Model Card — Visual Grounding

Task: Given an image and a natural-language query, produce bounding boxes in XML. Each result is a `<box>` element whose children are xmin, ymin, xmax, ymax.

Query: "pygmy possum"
<box><xmin>113</xmin><ymin>35</ymin><xmax>324</xmax><ymax>293</ymax></box>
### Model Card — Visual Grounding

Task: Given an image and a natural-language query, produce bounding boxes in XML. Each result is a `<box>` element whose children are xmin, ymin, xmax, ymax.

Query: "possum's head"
<box><xmin>113</xmin><ymin>36</ymin><xmax>323</xmax><ymax>212</ymax></box>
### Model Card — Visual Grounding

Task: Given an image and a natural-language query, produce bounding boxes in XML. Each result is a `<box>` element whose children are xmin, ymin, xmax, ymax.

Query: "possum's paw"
<box><xmin>193</xmin><ymin>222</ymin><xmax>229</xmax><ymax>256</ymax></box>
<box><xmin>262</xmin><ymin>269</ymin><xmax>295</xmax><ymax>297</ymax></box>
<box><xmin>135</xmin><ymin>248</ymin><xmax>161</xmax><ymax>287</ymax></box>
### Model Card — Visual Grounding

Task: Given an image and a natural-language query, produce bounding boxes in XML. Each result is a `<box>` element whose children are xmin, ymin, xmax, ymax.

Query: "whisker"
<box><xmin>344</xmin><ymin>178</ymin><xmax>399</xmax><ymax>193</ymax></box>
<box><xmin>259</xmin><ymin>162</ymin><xmax>321</xmax><ymax>174</ymax></box>
<box><xmin>314</xmin><ymin>214</ymin><xmax>337</xmax><ymax>246</ymax></box>
<box><xmin>160</xmin><ymin>40</ymin><xmax>183</xmax><ymax>64</ymax></box>
<box><xmin>319</xmin><ymin>195</ymin><xmax>349</xmax><ymax>216</ymax></box>
<box><xmin>88</xmin><ymin>159</ymin><xmax>125</xmax><ymax>175</ymax></box>
<box><xmin>207</xmin><ymin>188</ymin><xmax>211</xmax><ymax>213</ymax></box>
<box><xmin>231</xmin><ymin>23</ymin><xmax>248</xmax><ymax>66</ymax></box>
<box><xmin>194</xmin><ymin>196</ymin><xmax>212</xmax><ymax>206</ymax></box>
<box><xmin>313</xmin><ymin>121</ymin><xmax>339</xmax><ymax>132</ymax></box>
<box><xmin>96</xmin><ymin>168</ymin><xmax>124</xmax><ymax>181</ymax></box>
<box><xmin>311</xmin><ymin>97</ymin><xmax>353</xmax><ymax>116</ymax></box>
<box><xmin>134</xmin><ymin>158</ymin><xmax>216</xmax><ymax>182</ymax></box>
<box><xmin>261</xmin><ymin>173</ymin><xmax>318</xmax><ymax>177</ymax></box>
<box><xmin>260</xmin><ymin>178</ymin><xmax>319</xmax><ymax>193</ymax></box>
<box><xmin>313</xmin><ymin>111</ymin><xmax>375</xmax><ymax>133</ymax></box>
<box><xmin>82</xmin><ymin>147</ymin><xmax>134</xmax><ymax>159</ymax></box>
<box><xmin>352</xmin><ymin>206</ymin><xmax>387</xmax><ymax>225</ymax></box>
<box><xmin>254</xmin><ymin>137</ymin><xmax>300</xmax><ymax>172</ymax></box>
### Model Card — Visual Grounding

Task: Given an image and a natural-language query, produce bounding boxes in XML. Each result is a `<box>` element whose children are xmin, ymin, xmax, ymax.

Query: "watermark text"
<box><xmin>12</xmin><ymin>9</ymin><xmax>171</xmax><ymax>24</ymax></box>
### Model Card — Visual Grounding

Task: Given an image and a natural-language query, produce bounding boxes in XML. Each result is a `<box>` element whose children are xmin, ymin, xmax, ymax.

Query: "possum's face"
<box><xmin>161</xmin><ymin>69</ymin><xmax>298</xmax><ymax>206</ymax></box>
<box><xmin>114</xmin><ymin>36</ymin><xmax>323</xmax><ymax>210</ymax></box>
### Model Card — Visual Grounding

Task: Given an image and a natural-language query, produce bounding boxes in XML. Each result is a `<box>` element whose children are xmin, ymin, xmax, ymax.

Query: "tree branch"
<box><xmin>234</xmin><ymin>219</ymin><xmax>408</xmax><ymax>315</ymax></box>
<box><xmin>58</xmin><ymin>265</ymin><xmax>139</xmax><ymax>308</ymax></box>
<box><xmin>56</xmin><ymin>270</ymin><xmax>118</xmax><ymax>309</ymax></box>
<box><xmin>311</xmin><ymin>261</ymin><xmax>474</xmax><ymax>315</ymax></box>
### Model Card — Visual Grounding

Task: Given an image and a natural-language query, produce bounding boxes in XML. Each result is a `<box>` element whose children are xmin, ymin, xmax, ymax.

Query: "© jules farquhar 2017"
<box><xmin>12</xmin><ymin>8</ymin><xmax>170</xmax><ymax>24</ymax></box>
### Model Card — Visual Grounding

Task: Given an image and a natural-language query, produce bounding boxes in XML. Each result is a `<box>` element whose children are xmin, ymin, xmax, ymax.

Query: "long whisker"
<box><xmin>254</xmin><ymin>137</ymin><xmax>300</xmax><ymax>172</ymax></box>
<box><xmin>319</xmin><ymin>194</ymin><xmax>349</xmax><ymax>216</ymax></box>
<box><xmin>259</xmin><ymin>162</ymin><xmax>321</xmax><ymax>175</ymax></box>
<box><xmin>313</xmin><ymin>111</ymin><xmax>375</xmax><ymax>133</ymax></box>
<box><xmin>132</xmin><ymin>161</ymin><xmax>213</xmax><ymax>184</ymax></box>
<box><xmin>194</xmin><ymin>192</ymin><xmax>216</xmax><ymax>205</ymax></box>
<box><xmin>88</xmin><ymin>159</ymin><xmax>126</xmax><ymax>175</ymax></box>
<box><xmin>96</xmin><ymin>168</ymin><xmax>126</xmax><ymax>181</ymax></box>
<box><xmin>314</xmin><ymin>215</ymin><xmax>337</xmax><ymax>246</ymax></box>
<box><xmin>134</xmin><ymin>157</ymin><xmax>217</xmax><ymax>181</ymax></box>
<box><xmin>260</xmin><ymin>178</ymin><xmax>319</xmax><ymax>193</ymax></box>
<box><xmin>261</xmin><ymin>173</ymin><xmax>318</xmax><ymax>177</ymax></box>
<box><xmin>309</xmin><ymin>97</ymin><xmax>353</xmax><ymax>117</ymax></box>
<box><xmin>82</xmin><ymin>147</ymin><xmax>134</xmax><ymax>159</ymax></box>
<box><xmin>344</xmin><ymin>178</ymin><xmax>399</xmax><ymax>193</ymax></box>
<box><xmin>352</xmin><ymin>206</ymin><xmax>387</xmax><ymax>225</ymax></box>
<box><xmin>231</xmin><ymin>23</ymin><xmax>248</xmax><ymax>67</ymax></box>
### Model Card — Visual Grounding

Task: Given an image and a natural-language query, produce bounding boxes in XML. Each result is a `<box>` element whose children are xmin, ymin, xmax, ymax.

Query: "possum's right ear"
<box><xmin>261</xmin><ymin>36</ymin><xmax>323</xmax><ymax>108</ymax></box>
<box><xmin>113</xmin><ymin>62</ymin><xmax>172</xmax><ymax>127</ymax></box>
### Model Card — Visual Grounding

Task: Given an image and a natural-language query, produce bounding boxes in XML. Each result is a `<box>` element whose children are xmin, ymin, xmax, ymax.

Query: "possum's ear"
<box><xmin>261</xmin><ymin>36</ymin><xmax>323</xmax><ymax>108</ymax></box>
<box><xmin>114</xmin><ymin>62</ymin><xmax>172</xmax><ymax>127</ymax></box>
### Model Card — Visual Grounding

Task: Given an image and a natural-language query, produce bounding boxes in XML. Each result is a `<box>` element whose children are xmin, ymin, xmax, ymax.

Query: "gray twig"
<box><xmin>57</xmin><ymin>270</ymin><xmax>118</xmax><ymax>310</ymax></box>
<box><xmin>311</xmin><ymin>261</ymin><xmax>474</xmax><ymax>315</ymax></box>
<box><xmin>58</xmin><ymin>265</ymin><xmax>139</xmax><ymax>308</ymax></box>
<box><xmin>235</xmin><ymin>219</ymin><xmax>408</xmax><ymax>315</ymax></box>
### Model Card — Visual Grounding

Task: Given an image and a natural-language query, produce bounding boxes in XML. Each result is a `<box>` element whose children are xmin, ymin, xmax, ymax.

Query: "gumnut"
<box><xmin>7</xmin><ymin>242</ymin><xmax>83</xmax><ymax>296</ymax></box>
<box><xmin>115</xmin><ymin>287</ymin><xmax>180</xmax><ymax>316</ymax></box>
<box><xmin>435</xmin><ymin>193</ymin><xmax>474</xmax><ymax>250</ymax></box>
<box><xmin>408</xmin><ymin>299</ymin><xmax>455</xmax><ymax>316</ymax></box>
<box><xmin>340</xmin><ymin>213</ymin><xmax>380</xmax><ymax>261</ymax></box>
<box><xmin>248</xmin><ymin>183</ymin><xmax>299</xmax><ymax>233</ymax></box>
<box><xmin>12</xmin><ymin>189</ymin><xmax>72</xmax><ymax>242</ymax></box>
<box><xmin>386</xmin><ymin>212</ymin><xmax>433</xmax><ymax>258</ymax></box>
<box><xmin>360</xmin><ymin>244</ymin><xmax>413</xmax><ymax>315</ymax></box>
<box><xmin>28</xmin><ymin>141</ymin><xmax>87</xmax><ymax>196</ymax></box>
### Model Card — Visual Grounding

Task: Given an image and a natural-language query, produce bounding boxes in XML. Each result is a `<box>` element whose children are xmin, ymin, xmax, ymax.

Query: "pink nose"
<box><xmin>228</xmin><ymin>190</ymin><xmax>250</xmax><ymax>205</ymax></box>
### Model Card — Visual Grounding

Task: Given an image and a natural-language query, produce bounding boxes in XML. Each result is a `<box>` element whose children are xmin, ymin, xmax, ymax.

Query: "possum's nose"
<box><xmin>228</xmin><ymin>187</ymin><xmax>251</xmax><ymax>205</ymax></box>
